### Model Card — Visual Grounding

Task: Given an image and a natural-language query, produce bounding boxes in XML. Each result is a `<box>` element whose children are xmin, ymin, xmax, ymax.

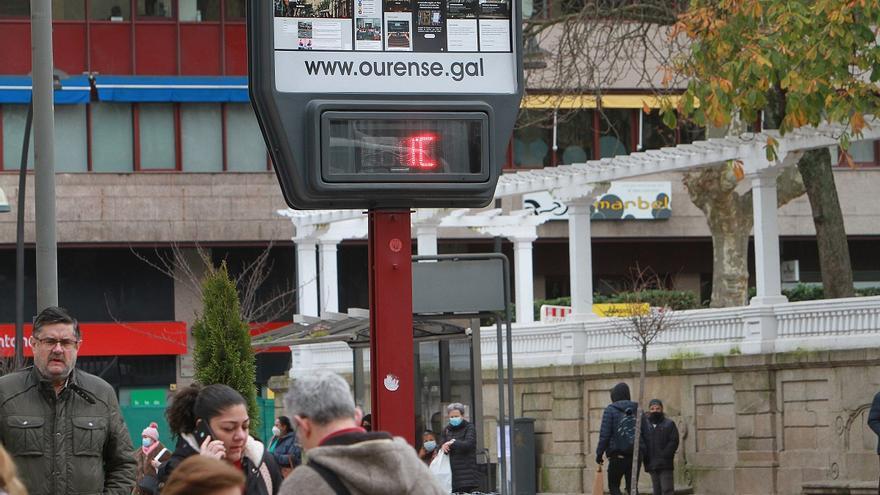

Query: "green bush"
<box><xmin>747</xmin><ymin>284</ymin><xmax>880</xmax><ymax>302</ymax></box>
<box><xmin>192</xmin><ymin>262</ymin><xmax>259</xmax><ymax>434</ymax></box>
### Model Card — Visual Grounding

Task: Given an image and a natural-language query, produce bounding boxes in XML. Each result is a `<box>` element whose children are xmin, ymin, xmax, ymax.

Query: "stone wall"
<box><xmin>477</xmin><ymin>347</ymin><xmax>880</xmax><ymax>494</ymax></box>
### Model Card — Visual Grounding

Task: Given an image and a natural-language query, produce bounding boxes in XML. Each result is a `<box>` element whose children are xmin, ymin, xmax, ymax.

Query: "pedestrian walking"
<box><xmin>640</xmin><ymin>399</ymin><xmax>679</xmax><ymax>495</ymax></box>
<box><xmin>135</xmin><ymin>421</ymin><xmax>173</xmax><ymax>494</ymax></box>
<box><xmin>159</xmin><ymin>383</ymin><xmax>282</xmax><ymax>495</ymax></box>
<box><xmin>867</xmin><ymin>390</ymin><xmax>880</xmax><ymax>493</ymax></box>
<box><xmin>419</xmin><ymin>430</ymin><xmax>439</xmax><ymax>465</ymax></box>
<box><xmin>162</xmin><ymin>454</ymin><xmax>246</xmax><ymax>495</ymax></box>
<box><xmin>278</xmin><ymin>370</ymin><xmax>446</xmax><ymax>495</ymax></box>
<box><xmin>596</xmin><ymin>382</ymin><xmax>638</xmax><ymax>495</ymax></box>
<box><xmin>0</xmin><ymin>306</ymin><xmax>136</xmax><ymax>495</ymax></box>
<box><xmin>439</xmin><ymin>403</ymin><xmax>480</xmax><ymax>494</ymax></box>
<box><xmin>269</xmin><ymin>416</ymin><xmax>302</xmax><ymax>476</ymax></box>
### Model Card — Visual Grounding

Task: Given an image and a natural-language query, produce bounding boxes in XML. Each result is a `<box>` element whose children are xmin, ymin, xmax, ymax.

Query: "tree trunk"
<box><xmin>630</xmin><ymin>346</ymin><xmax>647</xmax><ymax>495</ymax></box>
<box><xmin>796</xmin><ymin>148</ymin><xmax>855</xmax><ymax>298</ymax></box>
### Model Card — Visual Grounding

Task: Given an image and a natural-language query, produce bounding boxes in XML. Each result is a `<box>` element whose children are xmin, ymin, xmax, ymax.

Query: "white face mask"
<box><xmin>272</xmin><ymin>426</ymin><xmax>282</xmax><ymax>437</ymax></box>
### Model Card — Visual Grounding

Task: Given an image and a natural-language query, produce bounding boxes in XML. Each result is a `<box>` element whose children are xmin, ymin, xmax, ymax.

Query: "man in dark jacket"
<box><xmin>640</xmin><ymin>399</ymin><xmax>679</xmax><ymax>495</ymax></box>
<box><xmin>0</xmin><ymin>306</ymin><xmax>136</xmax><ymax>495</ymax></box>
<box><xmin>868</xmin><ymin>391</ymin><xmax>880</xmax><ymax>493</ymax></box>
<box><xmin>596</xmin><ymin>382</ymin><xmax>638</xmax><ymax>495</ymax></box>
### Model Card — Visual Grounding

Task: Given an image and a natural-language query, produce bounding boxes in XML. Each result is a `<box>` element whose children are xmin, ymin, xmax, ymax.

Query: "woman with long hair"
<box><xmin>162</xmin><ymin>455</ymin><xmax>245</xmax><ymax>495</ymax></box>
<box><xmin>0</xmin><ymin>444</ymin><xmax>27</xmax><ymax>495</ymax></box>
<box><xmin>158</xmin><ymin>383</ymin><xmax>282</xmax><ymax>495</ymax></box>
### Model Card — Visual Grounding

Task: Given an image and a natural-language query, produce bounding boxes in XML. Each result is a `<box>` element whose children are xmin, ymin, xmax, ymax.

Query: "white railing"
<box><xmin>289</xmin><ymin>296</ymin><xmax>880</xmax><ymax>375</ymax></box>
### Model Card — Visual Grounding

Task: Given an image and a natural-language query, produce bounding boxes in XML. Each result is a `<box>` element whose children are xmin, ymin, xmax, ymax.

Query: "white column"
<box><xmin>750</xmin><ymin>169</ymin><xmax>787</xmax><ymax>305</ymax></box>
<box><xmin>416</xmin><ymin>225</ymin><xmax>438</xmax><ymax>257</ymax></box>
<box><xmin>318</xmin><ymin>240</ymin><xmax>339</xmax><ymax>313</ymax></box>
<box><xmin>295</xmin><ymin>239</ymin><xmax>319</xmax><ymax>316</ymax></box>
<box><xmin>512</xmin><ymin>235</ymin><xmax>536</xmax><ymax>324</ymax></box>
<box><xmin>567</xmin><ymin>199</ymin><xmax>597</xmax><ymax>320</ymax></box>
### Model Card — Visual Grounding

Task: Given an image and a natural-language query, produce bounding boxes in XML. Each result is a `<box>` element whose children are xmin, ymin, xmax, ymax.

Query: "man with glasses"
<box><xmin>0</xmin><ymin>306</ymin><xmax>136</xmax><ymax>495</ymax></box>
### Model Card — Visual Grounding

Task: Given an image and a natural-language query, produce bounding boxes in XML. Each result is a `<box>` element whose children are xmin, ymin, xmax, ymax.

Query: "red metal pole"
<box><xmin>368</xmin><ymin>209</ymin><xmax>415</xmax><ymax>445</ymax></box>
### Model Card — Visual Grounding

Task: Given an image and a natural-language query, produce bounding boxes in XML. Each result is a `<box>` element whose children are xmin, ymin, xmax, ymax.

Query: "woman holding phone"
<box><xmin>158</xmin><ymin>383</ymin><xmax>282</xmax><ymax>495</ymax></box>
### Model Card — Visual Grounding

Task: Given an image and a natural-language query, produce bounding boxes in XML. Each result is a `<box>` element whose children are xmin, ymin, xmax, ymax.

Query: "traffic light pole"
<box><xmin>368</xmin><ymin>210</ymin><xmax>415</xmax><ymax>445</ymax></box>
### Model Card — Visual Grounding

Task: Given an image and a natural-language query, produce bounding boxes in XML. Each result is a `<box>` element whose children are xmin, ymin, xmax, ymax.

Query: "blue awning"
<box><xmin>0</xmin><ymin>76</ymin><xmax>92</xmax><ymax>104</ymax></box>
<box><xmin>94</xmin><ymin>76</ymin><xmax>249</xmax><ymax>102</ymax></box>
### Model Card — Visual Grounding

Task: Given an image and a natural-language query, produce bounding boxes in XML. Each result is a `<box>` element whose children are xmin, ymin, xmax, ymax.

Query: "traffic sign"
<box><xmin>248</xmin><ymin>0</ymin><xmax>523</xmax><ymax>209</ymax></box>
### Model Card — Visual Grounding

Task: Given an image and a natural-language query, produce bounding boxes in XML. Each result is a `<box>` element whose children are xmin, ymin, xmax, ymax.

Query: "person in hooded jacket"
<box><xmin>639</xmin><ymin>399</ymin><xmax>679</xmax><ymax>495</ymax></box>
<box><xmin>439</xmin><ymin>403</ymin><xmax>479</xmax><ymax>494</ymax></box>
<box><xmin>158</xmin><ymin>383</ymin><xmax>282</xmax><ymax>495</ymax></box>
<box><xmin>596</xmin><ymin>382</ymin><xmax>639</xmax><ymax>495</ymax></box>
<box><xmin>278</xmin><ymin>370</ymin><xmax>446</xmax><ymax>495</ymax></box>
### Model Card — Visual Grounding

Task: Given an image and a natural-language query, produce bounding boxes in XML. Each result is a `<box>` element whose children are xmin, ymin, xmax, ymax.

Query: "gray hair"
<box><xmin>285</xmin><ymin>371</ymin><xmax>356</xmax><ymax>426</ymax></box>
<box><xmin>447</xmin><ymin>402</ymin><xmax>466</xmax><ymax>415</ymax></box>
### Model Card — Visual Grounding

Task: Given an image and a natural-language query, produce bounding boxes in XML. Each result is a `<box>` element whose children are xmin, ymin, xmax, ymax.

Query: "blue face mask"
<box><xmin>142</xmin><ymin>437</ymin><xmax>153</xmax><ymax>448</ymax></box>
<box><xmin>449</xmin><ymin>417</ymin><xmax>463</xmax><ymax>427</ymax></box>
<box><xmin>423</xmin><ymin>440</ymin><xmax>437</xmax><ymax>452</ymax></box>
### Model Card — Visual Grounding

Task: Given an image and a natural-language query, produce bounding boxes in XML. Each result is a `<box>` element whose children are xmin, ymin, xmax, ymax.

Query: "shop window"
<box><xmin>598</xmin><ymin>109</ymin><xmax>631</xmax><ymax>158</ymax></box>
<box><xmin>90</xmin><ymin>0</ymin><xmax>131</xmax><ymax>20</ymax></box>
<box><xmin>0</xmin><ymin>0</ymin><xmax>28</xmax><ymax>17</ymax></box>
<box><xmin>848</xmin><ymin>139</ymin><xmax>877</xmax><ymax>165</ymax></box>
<box><xmin>92</xmin><ymin>103</ymin><xmax>134</xmax><ymax>172</ymax></box>
<box><xmin>1</xmin><ymin>105</ymin><xmax>33</xmax><ymax>170</ymax></box>
<box><xmin>225</xmin><ymin>0</ymin><xmax>247</xmax><ymax>19</ymax></box>
<box><xmin>178</xmin><ymin>0</ymin><xmax>220</xmax><ymax>21</ymax></box>
<box><xmin>53</xmin><ymin>0</ymin><xmax>85</xmax><ymax>20</ymax></box>
<box><xmin>226</xmin><ymin>104</ymin><xmax>267</xmax><ymax>172</ymax></box>
<box><xmin>679</xmin><ymin>118</ymin><xmax>705</xmax><ymax>144</ymax></box>
<box><xmin>513</xmin><ymin>110</ymin><xmax>552</xmax><ymax>168</ymax></box>
<box><xmin>557</xmin><ymin>109</ymin><xmax>594</xmax><ymax>164</ymax></box>
<box><xmin>137</xmin><ymin>0</ymin><xmax>174</xmax><ymax>18</ymax></box>
<box><xmin>181</xmin><ymin>103</ymin><xmax>222</xmax><ymax>172</ymax></box>
<box><xmin>641</xmin><ymin>110</ymin><xmax>676</xmax><ymax>151</ymax></box>
<box><xmin>138</xmin><ymin>104</ymin><xmax>177</xmax><ymax>170</ymax></box>
<box><xmin>1</xmin><ymin>105</ymin><xmax>87</xmax><ymax>172</ymax></box>
<box><xmin>55</xmin><ymin>106</ymin><xmax>88</xmax><ymax>172</ymax></box>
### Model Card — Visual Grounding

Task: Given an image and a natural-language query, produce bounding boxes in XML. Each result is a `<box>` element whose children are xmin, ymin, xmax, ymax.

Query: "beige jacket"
<box><xmin>279</xmin><ymin>436</ymin><xmax>446</xmax><ymax>495</ymax></box>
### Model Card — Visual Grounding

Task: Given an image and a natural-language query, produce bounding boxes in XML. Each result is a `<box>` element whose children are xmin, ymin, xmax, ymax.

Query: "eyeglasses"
<box><xmin>32</xmin><ymin>337</ymin><xmax>80</xmax><ymax>350</ymax></box>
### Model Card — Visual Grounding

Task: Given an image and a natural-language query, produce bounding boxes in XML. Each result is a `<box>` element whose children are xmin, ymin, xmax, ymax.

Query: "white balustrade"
<box><xmin>287</xmin><ymin>296</ymin><xmax>880</xmax><ymax>374</ymax></box>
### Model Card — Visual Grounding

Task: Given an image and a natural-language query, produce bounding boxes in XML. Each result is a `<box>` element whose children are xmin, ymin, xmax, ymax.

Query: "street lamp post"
<box><xmin>14</xmin><ymin>103</ymin><xmax>33</xmax><ymax>370</ymax></box>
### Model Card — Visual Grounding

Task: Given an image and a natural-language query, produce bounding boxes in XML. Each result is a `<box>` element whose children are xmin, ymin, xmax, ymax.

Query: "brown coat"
<box><xmin>134</xmin><ymin>441</ymin><xmax>172</xmax><ymax>495</ymax></box>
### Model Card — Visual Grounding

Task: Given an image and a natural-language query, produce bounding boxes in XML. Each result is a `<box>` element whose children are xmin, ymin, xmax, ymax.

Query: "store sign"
<box><xmin>524</xmin><ymin>181</ymin><xmax>672</xmax><ymax>221</ymax></box>
<box><xmin>0</xmin><ymin>322</ymin><xmax>188</xmax><ymax>357</ymax></box>
<box><xmin>273</xmin><ymin>0</ymin><xmax>516</xmax><ymax>93</ymax></box>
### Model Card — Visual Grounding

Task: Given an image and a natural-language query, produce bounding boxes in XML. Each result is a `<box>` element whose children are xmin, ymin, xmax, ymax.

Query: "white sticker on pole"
<box><xmin>272</xmin><ymin>0</ymin><xmax>517</xmax><ymax>94</ymax></box>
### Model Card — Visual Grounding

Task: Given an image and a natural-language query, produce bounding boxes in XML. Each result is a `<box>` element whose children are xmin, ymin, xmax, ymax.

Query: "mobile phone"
<box><xmin>194</xmin><ymin>418</ymin><xmax>215</xmax><ymax>445</ymax></box>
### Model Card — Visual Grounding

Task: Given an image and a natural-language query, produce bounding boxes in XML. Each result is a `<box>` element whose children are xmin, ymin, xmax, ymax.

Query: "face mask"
<box><xmin>649</xmin><ymin>412</ymin><xmax>664</xmax><ymax>423</ymax></box>
<box><xmin>449</xmin><ymin>417</ymin><xmax>463</xmax><ymax>427</ymax></box>
<box><xmin>423</xmin><ymin>440</ymin><xmax>437</xmax><ymax>452</ymax></box>
<box><xmin>272</xmin><ymin>426</ymin><xmax>281</xmax><ymax>437</ymax></box>
<box><xmin>142</xmin><ymin>437</ymin><xmax>153</xmax><ymax>448</ymax></box>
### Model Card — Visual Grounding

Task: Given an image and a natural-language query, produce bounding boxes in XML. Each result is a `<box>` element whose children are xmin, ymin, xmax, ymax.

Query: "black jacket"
<box><xmin>639</xmin><ymin>413</ymin><xmax>679</xmax><ymax>472</ymax></box>
<box><xmin>868</xmin><ymin>391</ymin><xmax>880</xmax><ymax>453</ymax></box>
<box><xmin>596</xmin><ymin>383</ymin><xmax>638</xmax><ymax>461</ymax></box>
<box><xmin>440</xmin><ymin>420</ymin><xmax>479</xmax><ymax>491</ymax></box>
<box><xmin>159</xmin><ymin>433</ymin><xmax>283</xmax><ymax>495</ymax></box>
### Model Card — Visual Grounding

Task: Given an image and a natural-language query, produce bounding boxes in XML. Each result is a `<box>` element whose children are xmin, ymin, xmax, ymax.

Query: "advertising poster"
<box><xmin>477</xmin><ymin>0</ymin><xmax>510</xmax><ymax>51</ymax></box>
<box><xmin>274</xmin><ymin>0</ymin><xmax>353</xmax><ymax>51</ymax></box>
<box><xmin>385</xmin><ymin>15</ymin><xmax>413</xmax><ymax>51</ymax></box>
<box><xmin>446</xmin><ymin>0</ymin><xmax>478</xmax><ymax>52</ymax></box>
<box><xmin>413</xmin><ymin>0</ymin><xmax>446</xmax><ymax>51</ymax></box>
<box><xmin>523</xmin><ymin>182</ymin><xmax>673</xmax><ymax>221</ymax></box>
<box><xmin>355</xmin><ymin>0</ymin><xmax>383</xmax><ymax>50</ymax></box>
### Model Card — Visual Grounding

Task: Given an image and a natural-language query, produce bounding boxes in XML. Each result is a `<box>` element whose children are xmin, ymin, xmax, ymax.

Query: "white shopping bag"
<box><xmin>429</xmin><ymin>451</ymin><xmax>453</xmax><ymax>494</ymax></box>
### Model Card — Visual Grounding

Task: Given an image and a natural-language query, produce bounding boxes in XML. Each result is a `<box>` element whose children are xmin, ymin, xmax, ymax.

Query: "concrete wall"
<box><xmin>477</xmin><ymin>347</ymin><xmax>880</xmax><ymax>495</ymax></box>
<box><xmin>1</xmin><ymin>168</ymin><xmax>878</xmax><ymax>246</ymax></box>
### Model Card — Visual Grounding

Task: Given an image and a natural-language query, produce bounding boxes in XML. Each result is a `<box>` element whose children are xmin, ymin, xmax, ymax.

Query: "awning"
<box><xmin>522</xmin><ymin>93</ymin><xmax>689</xmax><ymax>110</ymax></box>
<box><xmin>94</xmin><ymin>76</ymin><xmax>249</xmax><ymax>102</ymax></box>
<box><xmin>0</xmin><ymin>76</ymin><xmax>91</xmax><ymax>104</ymax></box>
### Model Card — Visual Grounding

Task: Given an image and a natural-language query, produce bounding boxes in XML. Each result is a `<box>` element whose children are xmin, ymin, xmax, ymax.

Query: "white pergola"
<box><xmin>278</xmin><ymin>121</ymin><xmax>880</xmax><ymax>324</ymax></box>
